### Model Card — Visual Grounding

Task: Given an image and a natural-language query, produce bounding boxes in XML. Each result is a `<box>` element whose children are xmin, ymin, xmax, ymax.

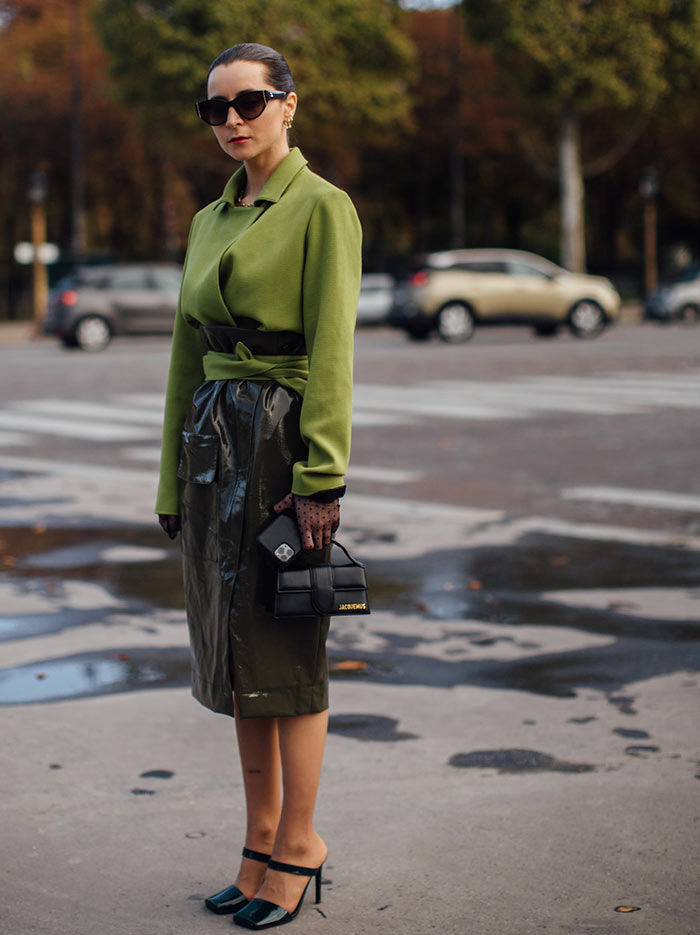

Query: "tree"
<box><xmin>93</xmin><ymin>0</ymin><xmax>415</xmax><ymax>178</ymax></box>
<box><xmin>463</xmin><ymin>0</ymin><xmax>700</xmax><ymax>271</ymax></box>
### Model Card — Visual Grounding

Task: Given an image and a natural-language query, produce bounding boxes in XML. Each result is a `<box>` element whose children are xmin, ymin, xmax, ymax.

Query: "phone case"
<box><xmin>256</xmin><ymin>512</ymin><xmax>302</xmax><ymax>567</ymax></box>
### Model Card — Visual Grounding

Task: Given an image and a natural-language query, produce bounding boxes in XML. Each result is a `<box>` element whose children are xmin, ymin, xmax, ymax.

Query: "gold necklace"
<box><xmin>235</xmin><ymin>192</ymin><xmax>256</xmax><ymax>207</ymax></box>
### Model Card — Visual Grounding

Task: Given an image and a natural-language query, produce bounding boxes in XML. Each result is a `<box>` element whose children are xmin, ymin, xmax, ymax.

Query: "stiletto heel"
<box><xmin>205</xmin><ymin>847</ymin><xmax>271</xmax><ymax>915</ymax></box>
<box><xmin>315</xmin><ymin>864</ymin><xmax>322</xmax><ymax>904</ymax></box>
<box><xmin>232</xmin><ymin>857</ymin><xmax>325</xmax><ymax>930</ymax></box>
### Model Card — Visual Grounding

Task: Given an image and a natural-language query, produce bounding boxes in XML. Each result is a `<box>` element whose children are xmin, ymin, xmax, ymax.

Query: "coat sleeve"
<box><xmin>155</xmin><ymin>220</ymin><xmax>206</xmax><ymax>515</ymax></box>
<box><xmin>291</xmin><ymin>189</ymin><xmax>362</xmax><ymax>497</ymax></box>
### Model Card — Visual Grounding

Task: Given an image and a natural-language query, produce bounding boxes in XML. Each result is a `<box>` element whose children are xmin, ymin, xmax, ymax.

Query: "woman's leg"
<box><xmin>253</xmin><ymin>709</ymin><xmax>329</xmax><ymax>911</ymax></box>
<box><xmin>231</xmin><ymin>709</ymin><xmax>283</xmax><ymax>898</ymax></box>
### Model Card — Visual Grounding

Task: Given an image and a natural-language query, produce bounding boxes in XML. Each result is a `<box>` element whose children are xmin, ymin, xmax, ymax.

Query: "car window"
<box><xmin>150</xmin><ymin>267</ymin><xmax>183</xmax><ymax>291</ymax></box>
<box><xmin>453</xmin><ymin>262</ymin><xmax>507</xmax><ymax>274</ymax></box>
<box><xmin>507</xmin><ymin>261</ymin><xmax>552</xmax><ymax>278</ymax></box>
<box><xmin>670</xmin><ymin>265</ymin><xmax>700</xmax><ymax>283</ymax></box>
<box><xmin>105</xmin><ymin>268</ymin><xmax>150</xmax><ymax>290</ymax></box>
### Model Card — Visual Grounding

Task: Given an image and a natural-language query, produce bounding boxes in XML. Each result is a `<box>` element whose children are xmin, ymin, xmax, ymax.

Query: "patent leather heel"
<box><xmin>205</xmin><ymin>847</ymin><xmax>271</xmax><ymax>915</ymax></box>
<box><xmin>232</xmin><ymin>857</ymin><xmax>325</xmax><ymax>930</ymax></box>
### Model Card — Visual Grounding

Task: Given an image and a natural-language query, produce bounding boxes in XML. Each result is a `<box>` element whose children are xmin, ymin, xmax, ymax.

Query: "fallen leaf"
<box><xmin>33</xmin><ymin>524</ymin><xmax>47</xmax><ymax>534</ymax></box>
<box><xmin>614</xmin><ymin>906</ymin><xmax>641</xmax><ymax>913</ymax></box>
<box><xmin>468</xmin><ymin>580</ymin><xmax>482</xmax><ymax>591</ymax></box>
<box><xmin>36</xmin><ymin>673</ymin><xmax>46</xmax><ymax>680</ymax></box>
<box><xmin>415</xmin><ymin>601</ymin><xmax>429</xmax><ymax>612</ymax></box>
<box><xmin>331</xmin><ymin>660</ymin><xmax>368</xmax><ymax>672</ymax></box>
<box><xmin>117</xmin><ymin>652</ymin><xmax>131</xmax><ymax>662</ymax></box>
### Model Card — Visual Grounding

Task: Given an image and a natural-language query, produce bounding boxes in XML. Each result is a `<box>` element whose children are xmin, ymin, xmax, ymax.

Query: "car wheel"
<box><xmin>436</xmin><ymin>302</ymin><xmax>475</xmax><ymax>343</ymax></box>
<box><xmin>678</xmin><ymin>304</ymin><xmax>700</xmax><ymax>324</ymax></box>
<box><xmin>73</xmin><ymin>315</ymin><xmax>112</xmax><ymax>351</ymax></box>
<box><xmin>533</xmin><ymin>323</ymin><xmax>559</xmax><ymax>338</ymax></box>
<box><xmin>568</xmin><ymin>300</ymin><xmax>606</xmax><ymax>338</ymax></box>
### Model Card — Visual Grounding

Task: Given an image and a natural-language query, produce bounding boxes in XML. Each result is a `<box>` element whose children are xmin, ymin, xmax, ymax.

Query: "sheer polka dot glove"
<box><xmin>273</xmin><ymin>493</ymin><xmax>340</xmax><ymax>551</ymax></box>
<box><xmin>158</xmin><ymin>513</ymin><xmax>180</xmax><ymax>540</ymax></box>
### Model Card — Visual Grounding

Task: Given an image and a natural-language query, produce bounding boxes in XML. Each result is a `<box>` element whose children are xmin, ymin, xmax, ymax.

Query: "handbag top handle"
<box><xmin>331</xmin><ymin>539</ymin><xmax>364</xmax><ymax>568</ymax></box>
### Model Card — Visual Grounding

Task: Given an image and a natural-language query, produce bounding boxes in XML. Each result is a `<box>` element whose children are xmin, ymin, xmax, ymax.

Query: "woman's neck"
<box><xmin>242</xmin><ymin>140</ymin><xmax>291</xmax><ymax>201</ymax></box>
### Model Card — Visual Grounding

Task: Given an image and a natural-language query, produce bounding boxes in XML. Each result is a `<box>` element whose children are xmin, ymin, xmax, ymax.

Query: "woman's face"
<box><xmin>206</xmin><ymin>60</ymin><xmax>296</xmax><ymax>164</ymax></box>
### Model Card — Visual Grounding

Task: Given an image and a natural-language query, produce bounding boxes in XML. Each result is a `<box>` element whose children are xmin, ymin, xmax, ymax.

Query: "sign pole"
<box><xmin>29</xmin><ymin>169</ymin><xmax>49</xmax><ymax>335</ymax></box>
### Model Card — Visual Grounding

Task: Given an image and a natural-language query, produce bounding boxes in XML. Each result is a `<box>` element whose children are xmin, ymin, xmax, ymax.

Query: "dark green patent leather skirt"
<box><xmin>177</xmin><ymin>378</ymin><xmax>330</xmax><ymax>719</ymax></box>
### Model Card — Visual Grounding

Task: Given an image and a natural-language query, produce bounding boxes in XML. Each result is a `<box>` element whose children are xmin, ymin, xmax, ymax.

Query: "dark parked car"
<box><xmin>44</xmin><ymin>263</ymin><xmax>182</xmax><ymax>350</ymax></box>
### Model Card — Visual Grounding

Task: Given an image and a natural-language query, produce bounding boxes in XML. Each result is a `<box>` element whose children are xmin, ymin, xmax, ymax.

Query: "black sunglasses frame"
<box><xmin>195</xmin><ymin>90</ymin><xmax>288</xmax><ymax>126</ymax></box>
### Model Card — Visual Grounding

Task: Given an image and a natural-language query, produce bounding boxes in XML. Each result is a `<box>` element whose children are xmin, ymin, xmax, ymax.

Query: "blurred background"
<box><xmin>2</xmin><ymin>0</ymin><xmax>700</xmax><ymax>324</ymax></box>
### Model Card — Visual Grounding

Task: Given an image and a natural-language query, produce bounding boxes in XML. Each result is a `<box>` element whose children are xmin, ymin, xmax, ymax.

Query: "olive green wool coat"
<box><xmin>156</xmin><ymin>147</ymin><xmax>363</xmax><ymax>516</ymax></box>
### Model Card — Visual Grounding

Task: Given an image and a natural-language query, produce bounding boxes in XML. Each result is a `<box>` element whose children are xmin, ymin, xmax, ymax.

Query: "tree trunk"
<box><xmin>558</xmin><ymin>100</ymin><xmax>585</xmax><ymax>271</ymax></box>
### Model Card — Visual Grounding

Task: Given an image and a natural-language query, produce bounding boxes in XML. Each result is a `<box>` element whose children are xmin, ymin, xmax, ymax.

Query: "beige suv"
<box><xmin>388</xmin><ymin>248</ymin><xmax>620</xmax><ymax>342</ymax></box>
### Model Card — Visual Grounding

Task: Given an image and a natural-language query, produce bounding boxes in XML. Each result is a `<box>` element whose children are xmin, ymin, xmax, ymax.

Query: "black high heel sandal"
<box><xmin>204</xmin><ymin>847</ymin><xmax>272</xmax><ymax>915</ymax></box>
<box><xmin>232</xmin><ymin>857</ymin><xmax>324</xmax><ymax>930</ymax></box>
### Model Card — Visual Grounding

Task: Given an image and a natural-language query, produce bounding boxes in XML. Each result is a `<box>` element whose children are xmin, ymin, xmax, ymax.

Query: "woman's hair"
<box><xmin>207</xmin><ymin>43</ymin><xmax>295</xmax><ymax>93</ymax></box>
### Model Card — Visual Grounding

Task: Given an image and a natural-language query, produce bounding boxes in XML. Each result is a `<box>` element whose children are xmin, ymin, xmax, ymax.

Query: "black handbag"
<box><xmin>274</xmin><ymin>540</ymin><xmax>370</xmax><ymax>618</ymax></box>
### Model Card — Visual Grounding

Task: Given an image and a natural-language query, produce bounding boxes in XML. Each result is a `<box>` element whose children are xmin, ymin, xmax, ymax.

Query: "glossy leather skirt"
<box><xmin>177</xmin><ymin>378</ymin><xmax>330</xmax><ymax>719</ymax></box>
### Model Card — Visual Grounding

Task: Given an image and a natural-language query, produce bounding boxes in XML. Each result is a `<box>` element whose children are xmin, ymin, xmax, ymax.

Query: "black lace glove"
<box><xmin>273</xmin><ymin>493</ymin><xmax>339</xmax><ymax>551</ymax></box>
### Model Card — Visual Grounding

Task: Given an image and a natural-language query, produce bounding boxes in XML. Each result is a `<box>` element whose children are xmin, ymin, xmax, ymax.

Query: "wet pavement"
<box><xmin>2</xmin><ymin>328</ymin><xmax>700</xmax><ymax>934</ymax></box>
<box><xmin>2</xmin><ymin>524</ymin><xmax>697</xmax><ymax>709</ymax></box>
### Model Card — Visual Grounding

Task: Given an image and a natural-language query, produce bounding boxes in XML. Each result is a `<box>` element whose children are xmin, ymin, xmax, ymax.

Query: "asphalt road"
<box><xmin>1</xmin><ymin>320</ymin><xmax>699</xmax><ymax>935</ymax></box>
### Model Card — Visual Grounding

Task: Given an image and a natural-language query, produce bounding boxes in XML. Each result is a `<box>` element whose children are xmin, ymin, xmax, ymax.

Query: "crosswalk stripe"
<box><xmin>1</xmin><ymin>369</ymin><xmax>698</xmax><ymax>452</ymax></box>
<box><xmin>0</xmin><ymin>431</ymin><xmax>31</xmax><ymax>446</ymax></box>
<box><xmin>0</xmin><ymin>411</ymin><xmax>152</xmax><ymax>441</ymax></box>
<box><xmin>562</xmin><ymin>486</ymin><xmax>700</xmax><ymax>512</ymax></box>
<box><xmin>347</xmin><ymin>465</ymin><xmax>422</xmax><ymax>483</ymax></box>
<box><xmin>13</xmin><ymin>399</ymin><xmax>164</xmax><ymax>425</ymax></box>
<box><xmin>0</xmin><ymin>454</ymin><xmax>157</xmax><ymax>482</ymax></box>
<box><xmin>0</xmin><ymin>453</ymin><xmax>421</xmax><ymax>486</ymax></box>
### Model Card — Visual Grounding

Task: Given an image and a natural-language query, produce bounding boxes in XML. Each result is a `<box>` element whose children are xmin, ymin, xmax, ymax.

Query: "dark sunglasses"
<box><xmin>195</xmin><ymin>89</ymin><xmax>288</xmax><ymax>126</ymax></box>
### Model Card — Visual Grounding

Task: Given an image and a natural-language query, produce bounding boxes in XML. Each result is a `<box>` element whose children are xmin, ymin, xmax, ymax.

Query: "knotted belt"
<box><xmin>199</xmin><ymin>323</ymin><xmax>309</xmax><ymax>394</ymax></box>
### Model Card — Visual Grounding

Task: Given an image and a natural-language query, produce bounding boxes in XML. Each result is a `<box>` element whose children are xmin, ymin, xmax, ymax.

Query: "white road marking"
<box><xmin>123</xmin><ymin>446</ymin><xmax>161</xmax><ymax>462</ymax></box>
<box><xmin>562</xmin><ymin>486</ymin><xmax>700</xmax><ymax>512</ymax></box>
<box><xmin>0</xmin><ymin>411</ymin><xmax>152</xmax><ymax>441</ymax></box>
<box><xmin>2</xmin><ymin>453</ymin><xmax>699</xmax><ymax>551</ymax></box>
<box><xmin>354</xmin><ymin>385</ymin><xmax>527</xmax><ymax>420</ymax></box>
<box><xmin>0</xmin><ymin>454</ymin><xmax>422</xmax><ymax>487</ymax></box>
<box><xmin>1</xmin><ymin>368</ymin><xmax>698</xmax><ymax>454</ymax></box>
<box><xmin>0</xmin><ymin>454</ymin><xmax>157</xmax><ymax>483</ymax></box>
<box><xmin>351</xmin><ymin>409</ymin><xmax>415</xmax><ymax>427</ymax></box>
<box><xmin>347</xmin><ymin>465</ymin><xmax>423</xmax><ymax>484</ymax></box>
<box><xmin>13</xmin><ymin>399</ymin><xmax>164</xmax><ymax>424</ymax></box>
<box><xmin>0</xmin><ymin>431</ymin><xmax>32</xmax><ymax>446</ymax></box>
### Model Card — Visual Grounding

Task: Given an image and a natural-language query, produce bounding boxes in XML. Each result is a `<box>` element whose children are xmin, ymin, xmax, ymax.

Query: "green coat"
<box><xmin>156</xmin><ymin>147</ymin><xmax>363</xmax><ymax>515</ymax></box>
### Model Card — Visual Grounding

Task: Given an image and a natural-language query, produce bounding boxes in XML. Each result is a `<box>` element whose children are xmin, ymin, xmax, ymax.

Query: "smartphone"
<box><xmin>256</xmin><ymin>512</ymin><xmax>302</xmax><ymax>567</ymax></box>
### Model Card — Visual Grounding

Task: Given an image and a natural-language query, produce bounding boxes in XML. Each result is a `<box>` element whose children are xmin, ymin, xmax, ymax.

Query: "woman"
<box><xmin>155</xmin><ymin>43</ymin><xmax>361</xmax><ymax>930</ymax></box>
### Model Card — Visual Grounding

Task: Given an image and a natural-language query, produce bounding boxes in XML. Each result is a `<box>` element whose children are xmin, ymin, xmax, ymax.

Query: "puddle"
<box><xmin>1</xmin><ymin>525</ymin><xmax>184</xmax><ymax>609</ymax></box>
<box><xmin>0</xmin><ymin>648</ymin><xmax>191</xmax><ymax>705</ymax></box>
<box><xmin>448</xmin><ymin>748</ymin><xmax>595</xmax><ymax>773</ymax></box>
<box><xmin>1</xmin><ymin>525</ymin><xmax>699</xmax><ymax>705</ymax></box>
<box><xmin>328</xmin><ymin>714</ymin><xmax>418</xmax><ymax>742</ymax></box>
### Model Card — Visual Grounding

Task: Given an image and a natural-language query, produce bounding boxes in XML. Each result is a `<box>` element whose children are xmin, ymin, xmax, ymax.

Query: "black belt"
<box><xmin>200</xmin><ymin>323</ymin><xmax>306</xmax><ymax>357</ymax></box>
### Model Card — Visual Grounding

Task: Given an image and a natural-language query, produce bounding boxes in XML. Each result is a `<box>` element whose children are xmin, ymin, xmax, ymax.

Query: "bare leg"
<box><xmin>231</xmin><ymin>706</ymin><xmax>283</xmax><ymax>899</ymax></box>
<box><xmin>253</xmin><ymin>709</ymin><xmax>329</xmax><ymax>912</ymax></box>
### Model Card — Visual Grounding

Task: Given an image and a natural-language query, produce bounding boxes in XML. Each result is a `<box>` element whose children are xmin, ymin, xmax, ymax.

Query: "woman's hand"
<box><xmin>158</xmin><ymin>514</ymin><xmax>181</xmax><ymax>540</ymax></box>
<box><xmin>273</xmin><ymin>493</ymin><xmax>339</xmax><ymax>551</ymax></box>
